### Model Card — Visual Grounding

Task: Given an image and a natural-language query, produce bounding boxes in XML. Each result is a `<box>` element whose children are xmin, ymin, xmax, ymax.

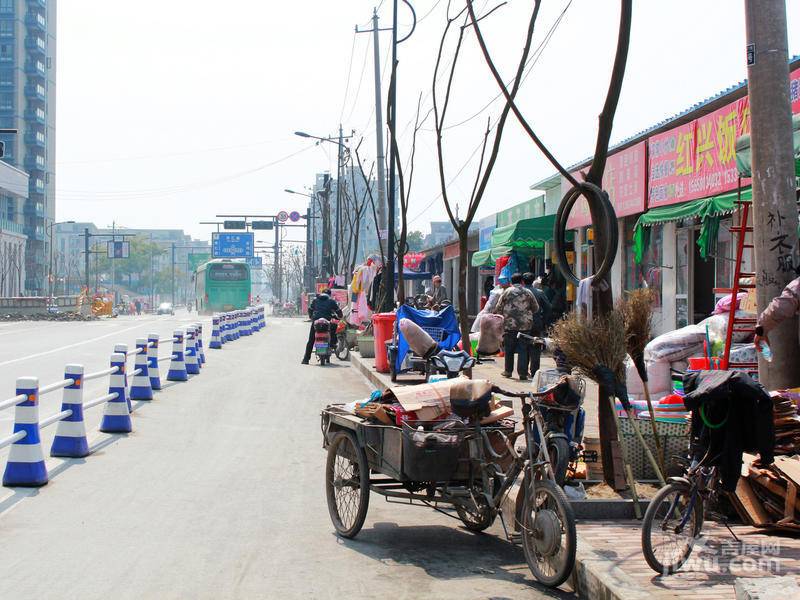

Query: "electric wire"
<box><xmin>338</xmin><ymin>32</ymin><xmax>359</xmax><ymax>123</ymax></box>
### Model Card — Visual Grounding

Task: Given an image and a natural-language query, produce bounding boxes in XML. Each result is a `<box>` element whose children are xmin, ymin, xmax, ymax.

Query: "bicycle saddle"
<box><xmin>449</xmin><ymin>379</ymin><xmax>493</xmax><ymax>418</ymax></box>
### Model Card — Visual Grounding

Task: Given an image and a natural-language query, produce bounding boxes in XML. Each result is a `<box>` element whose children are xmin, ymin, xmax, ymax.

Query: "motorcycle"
<box><xmin>427</xmin><ymin>348</ymin><xmax>475</xmax><ymax>381</ymax></box>
<box><xmin>314</xmin><ymin>318</ymin><xmax>342</xmax><ymax>365</ymax></box>
<box><xmin>519</xmin><ymin>332</ymin><xmax>587</xmax><ymax>486</ymax></box>
<box><xmin>334</xmin><ymin>319</ymin><xmax>349</xmax><ymax>360</ymax></box>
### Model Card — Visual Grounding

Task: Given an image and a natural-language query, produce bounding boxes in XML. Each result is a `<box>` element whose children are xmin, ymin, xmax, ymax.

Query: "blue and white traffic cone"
<box><xmin>209</xmin><ymin>316</ymin><xmax>222</xmax><ymax>349</ymax></box>
<box><xmin>51</xmin><ymin>364</ymin><xmax>89</xmax><ymax>458</ymax></box>
<box><xmin>3</xmin><ymin>377</ymin><xmax>48</xmax><ymax>487</ymax></box>
<box><xmin>259</xmin><ymin>307</ymin><xmax>265</xmax><ymax>330</ymax></box>
<box><xmin>240</xmin><ymin>311</ymin><xmax>250</xmax><ymax>336</ymax></box>
<box><xmin>130</xmin><ymin>338</ymin><xmax>153</xmax><ymax>401</ymax></box>
<box><xmin>185</xmin><ymin>327</ymin><xmax>200</xmax><ymax>375</ymax></box>
<box><xmin>167</xmin><ymin>330</ymin><xmax>188</xmax><ymax>381</ymax></box>
<box><xmin>147</xmin><ymin>333</ymin><xmax>162</xmax><ymax>390</ymax></box>
<box><xmin>114</xmin><ymin>343</ymin><xmax>132</xmax><ymax>412</ymax></box>
<box><xmin>195</xmin><ymin>323</ymin><xmax>206</xmax><ymax>365</ymax></box>
<box><xmin>100</xmin><ymin>353</ymin><xmax>132</xmax><ymax>433</ymax></box>
<box><xmin>233</xmin><ymin>312</ymin><xmax>241</xmax><ymax>340</ymax></box>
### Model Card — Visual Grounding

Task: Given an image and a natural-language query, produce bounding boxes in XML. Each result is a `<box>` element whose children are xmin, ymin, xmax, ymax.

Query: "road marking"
<box><xmin>0</xmin><ymin>323</ymin><xmax>149</xmax><ymax>368</ymax></box>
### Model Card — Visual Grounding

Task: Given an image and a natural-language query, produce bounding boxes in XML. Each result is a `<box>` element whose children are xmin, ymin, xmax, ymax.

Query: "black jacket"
<box><xmin>310</xmin><ymin>294</ymin><xmax>342</xmax><ymax>321</ymax></box>
<box><xmin>683</xmin><ymin>370</ymin><xmax>774</xmax><ymax>491</ymax></box>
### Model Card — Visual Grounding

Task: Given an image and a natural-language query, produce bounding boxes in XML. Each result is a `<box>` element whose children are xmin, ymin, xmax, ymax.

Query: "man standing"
<box><xmin>523</xmin><ymin>272</ymin><xmax>551</xmax><ymax>377</ymax></box>
<box><xmin>754</xmin><ymin>275</ymin><xmax>800</xmax><ymax>356</ymax></box>
<box><xmin>494</xmin><ymin>272</ymin><xmax>539</xmax><ymax>380</ymax></box>
<box><xmin>302</xmin><ymin>289</ymin><xmax>343</xmax><ymax>364</ymax></box>
<box><xmin>425</xmin><ymin>275</ymin><xmax>448</xmax><ymax>306</ymax></box>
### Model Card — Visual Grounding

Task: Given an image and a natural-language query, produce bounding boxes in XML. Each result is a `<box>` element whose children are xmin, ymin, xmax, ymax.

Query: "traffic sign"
<box><xmin>246</xmin><ymin>256</ymin><xmax>262</xmax><ymax>268</ymax></box>
<box><xmin>212</xmin><ymin>232</ymin><xmax>254</xmax><ymax>258</ymax></box>
<box><xmin>223</xmin><ymin>220</ymin><xmax>246</xmax><ymax>230</ymax></box>
<box><xmin>289</xmin><ymin>211</ymin><xmax>301</xmax><ymax>223</ymax></box>
<box><xmin>251</xmin><ymin>220</ymin><xmax>274</xmax><ymax>230</ymax></box>
<box><xmin>277</xmin><ymin>211</ymin><xmax>289</xmax><ymax>223</ymax></box>
<box><xmin>107</xmin><ymin>241</ymin><xmax>130</xmax><ymax>259</ymax></box>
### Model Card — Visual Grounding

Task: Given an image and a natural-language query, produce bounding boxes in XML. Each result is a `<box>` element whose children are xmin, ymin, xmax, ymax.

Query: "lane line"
<box><xmin>0</xmin><ymin>323</ymin><xmax>152</xmax><ymax>368</ymax></box>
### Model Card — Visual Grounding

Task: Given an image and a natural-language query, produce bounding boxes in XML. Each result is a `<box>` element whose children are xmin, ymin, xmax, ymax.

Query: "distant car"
<box><xmin>157</xmin><ymin>302</ymin><xmax>174</xmax><ymax>315</ymax></box>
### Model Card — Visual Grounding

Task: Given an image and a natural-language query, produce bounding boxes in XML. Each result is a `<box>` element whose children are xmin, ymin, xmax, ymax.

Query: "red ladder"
<box><xmin>714</xmin><ymin>197</ymin><xmax>757</xmax><ymax>372</ymax></box>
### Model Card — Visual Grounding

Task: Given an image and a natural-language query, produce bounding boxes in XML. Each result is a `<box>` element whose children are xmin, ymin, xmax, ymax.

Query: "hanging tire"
<box><xmin>641</xmin><ymin>482</ymin><xmax>703</xmax><ymax>575</ymax></box>
<box><xmin>547</xmin><ymin>437</ymin><xmax>570</xmax><ymax>487</ymax></box>
<box><xmin>521</xmin><ymin>480</ymin><xmax>576</xmax><ymax>588</ymax></box>
<box><xmin>325</xmin><ymin>431</ymin><xmax>370</xmax><ymax>539</ymax></box>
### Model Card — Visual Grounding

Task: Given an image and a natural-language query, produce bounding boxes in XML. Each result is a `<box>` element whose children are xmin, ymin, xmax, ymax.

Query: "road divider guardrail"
<box><xmin>0</xmin><ymin>306</ymin><xmax>266</xmax><ymax>488</ymax></box>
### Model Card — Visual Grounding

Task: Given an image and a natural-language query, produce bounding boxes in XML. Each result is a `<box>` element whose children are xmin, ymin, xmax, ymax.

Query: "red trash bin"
<box><xmin>372</xmin><ymin>312</ymin><xmax>396</xmax><ymax>373</ymax></box>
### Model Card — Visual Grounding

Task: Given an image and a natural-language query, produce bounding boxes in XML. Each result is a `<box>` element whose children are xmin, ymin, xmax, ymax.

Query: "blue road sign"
<box><xmin>212</xmin><ymin>232</ymin><xmax>254</xmax><ymax>258</ymax></box>
<box><xmin>246</xmin><ymin>256</ymin><xmax>262</xmax><ymax>268</ymax></box>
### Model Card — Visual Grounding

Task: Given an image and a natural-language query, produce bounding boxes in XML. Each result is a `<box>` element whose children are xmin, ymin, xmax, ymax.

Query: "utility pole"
<box><xmin>320</xmin><ymin>175</ymin><xmax>332</xmax><ymax>278</ymax></box>
<box><xmin>357</xmin><ymin>10</ymin><xmax>389</xmax><ymax>254</ymax></box>
<box><xmin>84</xmin><ymin>227</ymin><xmax>90</xmax><ymax>293</ymax></box>
<box><xmin>384</xmin><ymin>0</ymin><xmax>399</xmax><ymax>312</ymax></box>
<box><xmin>171</xmin><ymin>242</ymin><xmax>176</xmax><ymax>306</ymax></box>
<box><xmin>744</xmin><ymin>0</ymin><xmax>800</xmax><ymax>389</ymax></box>
<box><xmin>274</xmin><ymin>218</ymin><xmax>282</xmax><ymax>304</ymax></box>
<box><xmin>334</xmin><ymin>124</ymin><xmax>344</xmax><ymax>275</ymax></box>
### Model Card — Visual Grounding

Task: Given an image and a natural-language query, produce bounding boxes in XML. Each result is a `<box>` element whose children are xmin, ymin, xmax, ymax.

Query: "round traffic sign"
<box><xmin>289</xmin><ymin>211</ymin><xmax>301</xmax><ymax>223</ymax></box>
<box><xmin>277</xmin><ymin>211</ymin><xmax>289</xmax><ymax>223</ymax></box>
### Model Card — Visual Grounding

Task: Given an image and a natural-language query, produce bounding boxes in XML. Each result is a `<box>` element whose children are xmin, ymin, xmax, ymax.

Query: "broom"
<box><xmin>620</xmin><ymin>289</ymin><xmax>666</xmax><ymax>483</ymax></box>
<box><xmin>551</xmin><ymin>311</ymin><xmax>642</xmax><ymax>517</ymax></box>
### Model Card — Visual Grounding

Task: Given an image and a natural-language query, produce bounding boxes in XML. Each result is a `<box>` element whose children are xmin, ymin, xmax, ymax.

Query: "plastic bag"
<box><xmin>477</xmin><ymin>313</ymin><xmax>504</xmax><ymax>355</ymax></box>
<box><xmin>699</xmin><ymin>312</ymin><xmax>754</xmax><ymax>344</ymax></box>
<box><xmin>644</xmin><ymin>324</ymin><xmax>706</xmax><ymax>362</ymax></box>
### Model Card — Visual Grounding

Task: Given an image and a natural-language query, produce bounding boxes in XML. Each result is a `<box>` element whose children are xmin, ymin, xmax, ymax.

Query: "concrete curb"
<box><xmin>349</xmin><ymin>351</ymin><xmax>663</xmax><ymax>599</ymax></box>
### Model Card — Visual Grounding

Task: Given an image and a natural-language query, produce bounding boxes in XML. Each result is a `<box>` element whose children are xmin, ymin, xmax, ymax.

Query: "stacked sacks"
<box><xmin>399</xmin><ymin>318</ymin><xmax>438</xmax><ymax>358</ymax></box>
<box><xmin>477</xmin><ymin>313</ymin><xmax>504</xmax><ymax>355</ymax></box>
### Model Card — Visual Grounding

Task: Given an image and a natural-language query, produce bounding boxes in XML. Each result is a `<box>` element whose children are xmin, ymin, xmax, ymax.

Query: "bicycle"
<box><xmin>321</xmin><ymin>377</ymin><xmax>579</xmax><ymax>588</ymax></box>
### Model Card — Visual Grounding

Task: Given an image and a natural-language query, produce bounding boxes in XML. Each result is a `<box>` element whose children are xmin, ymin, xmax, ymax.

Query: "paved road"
<box><xmin>0</xmin><ymin>317</ymin><xmax>569</xmax><ymax>599</ymax></box>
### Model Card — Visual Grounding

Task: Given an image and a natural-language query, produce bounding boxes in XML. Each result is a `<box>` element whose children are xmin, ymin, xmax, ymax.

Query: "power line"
<box><xmin>338</xmin><ymin>31</ymin><xmax>359</xmax><ymax>123</ymax></box>
<box><xmin>344</xmin><ymin>30</ymin><xmax>373</xmax><ymax>124</ymax></box>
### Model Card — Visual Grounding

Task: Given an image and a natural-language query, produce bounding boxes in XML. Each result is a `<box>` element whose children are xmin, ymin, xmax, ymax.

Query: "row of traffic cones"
<box><xmin>209</xmin><ymin>306</ymin><xmax>265</xmax><ymax>349</ymax></box>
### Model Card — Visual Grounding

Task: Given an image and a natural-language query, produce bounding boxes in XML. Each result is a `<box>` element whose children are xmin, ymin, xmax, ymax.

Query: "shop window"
<box><xmin>623</xmin><ymin>218</ymin><xmax>663</xmax><ymax>309</ymax></box>
<box><xmin>714</xmin><ymin>219</ymin><xmax>734</xmax><ymax>293</ymax></box>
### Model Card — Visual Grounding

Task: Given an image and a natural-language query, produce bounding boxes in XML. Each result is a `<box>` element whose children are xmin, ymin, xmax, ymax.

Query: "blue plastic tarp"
<box><xmin>394</xmin><ymin>303</ymin><xmax>461</xmax><ymax>372</ymax></box>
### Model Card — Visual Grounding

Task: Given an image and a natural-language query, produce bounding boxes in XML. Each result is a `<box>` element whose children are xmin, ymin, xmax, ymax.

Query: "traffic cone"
<box><xmin>51</xmin><ymin>364</ymin><xmax>89</xmax><ymax>458</ymax></box>
<box><xmin>185</xmin><ymin>327</ymin><xmax>200</xmax><ymax>375</ymax></box>
<box><xmin>209</xmin><ymin>316</ymin><xmax>222</xmax><ymax>349</ymax></box>
<box><xmin>195</xmin><ymin>323</ymin><xmax>206</xmax><ymax>365</ymax></box>
<box><xmin>3</xmin><ymin>377</ymin><xmax>48</xmax><ymax>486</ymax></box>
<box><xmin>221</xmin><ymin>313</ymin><xmax>231</xmax><ymax>343</ymax></box>
<box><xmin>114</xmin><ymin>343</ymin><xmax>132</xmax><ymax>412</ymax></box>
<box><xmin>233</xmin><ymin>312</ymin><xmax>241</xmax><ymax>340</ymax></box>
<box><xmin>100</xmin><ymin>353</ymin><xmax>132</xmax><ymax>433</ymax></box>
<box><xmin>129</xmin><ymin>338</ymin><xmax>153</xmax><ymax>401</ymax></box>
<box><xmin>147</xmin><ymin>333</ymin><xmax>162</xmax><ymax>390</ymax></box>
<box><xmin>167</xmin><ymin>330</ymin><xmax>188</xmax><ymax>381</ymax></box>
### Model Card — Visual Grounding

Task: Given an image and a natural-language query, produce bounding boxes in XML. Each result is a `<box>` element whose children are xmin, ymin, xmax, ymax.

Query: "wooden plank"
<box><xmin>774</xmin><ymin>456</ymin><xmax>800</xmax><ymax>487</ymax></box>
<box><xmin>778</xmin><ymin>481</ymin><xmax>798</xmax><ymax>524</ymax></box>
<box><xmin>734</xmin><ymin>478</ymin><xmax>772</xmax><ymax>526</ymax></box>
<box><xmin>609</xmin><ymin>441</ymin><xmax>627</xmax><ymax>491</ymax></box>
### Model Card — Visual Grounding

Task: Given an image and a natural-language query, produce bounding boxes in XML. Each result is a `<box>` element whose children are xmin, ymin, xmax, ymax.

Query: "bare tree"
<box><xmin>433</xmin><ymin>0</ymin><xmax>539</xmax><ymax>351</ymax></box>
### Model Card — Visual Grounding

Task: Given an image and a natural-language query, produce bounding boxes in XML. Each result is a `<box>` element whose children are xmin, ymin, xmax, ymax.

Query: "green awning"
<box><xmin>490</xmin><ymin>214</ymin><xmax>558</xmax><ymax>248</ymax></box>
<box><xmin>633</xmin><ymin>187</ymin><xmax>752</xmax><ymax>263</ymax></box>
<box><xmin>736</xmin><ymin>113</ymin><xmax>800</xmax><ymax>177</ymax></box>
<box><xmin>471</xmin><ymin>248</ymin><xmax>494</xmax><ymax>267</ymax></box>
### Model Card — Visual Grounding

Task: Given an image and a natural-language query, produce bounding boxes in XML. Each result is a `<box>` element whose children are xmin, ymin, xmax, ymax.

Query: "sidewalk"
<box><xmin>349</xmin><ymin>350</ymin><xmax>800</xmax><ymax>599</ymax></box>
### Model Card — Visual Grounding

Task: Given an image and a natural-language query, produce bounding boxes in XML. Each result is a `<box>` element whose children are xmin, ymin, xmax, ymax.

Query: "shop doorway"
<box><xmin>692</xmin><ymin>227</ymin><xmax>715</xmax><ymax>322</ymax></box>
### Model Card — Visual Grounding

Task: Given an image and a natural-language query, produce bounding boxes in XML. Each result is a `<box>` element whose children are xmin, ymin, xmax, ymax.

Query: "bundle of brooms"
<box><xmin>551</xmin><ymin>294</ymin><xmax>665</xmax><ymax>513</ymax></box>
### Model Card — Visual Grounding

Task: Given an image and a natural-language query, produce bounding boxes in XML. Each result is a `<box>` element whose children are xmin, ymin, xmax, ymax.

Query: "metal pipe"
<box><xmin>40</xmin><ymin>409</ymin><xmax>73</xmax><ymax>429</ymax></box>
<box><xmin>0</xmin><ymin>430</ymin><xmax>26</xmax><ymax>451</ymax></box>
<box><xmin>83</xmin><ymin>392</ymin><xmax>118</xmax><ymax>410</ymax></box>
<box><xmin>39</xmin><ymin>378</ymin><xmax>76</xmax><ymax>395</ymax></box>
<box><xmin>0</xmin><ymin>394</ymin><xmax>27</xmax><ymax>413</ymax></box>
<box><xmin>83</xmin><ymin>366</ymin><xmax>119</xmax><ymax>382</ymax></box>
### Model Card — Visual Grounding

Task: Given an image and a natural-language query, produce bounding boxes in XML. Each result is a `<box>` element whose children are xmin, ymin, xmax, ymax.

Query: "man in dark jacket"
<box><xmin>302</xmin><ymin>290</ymin><xmax>343</xmax><ymax>364</ymax></box>
<box><xmin>523</xmin><ymin>272</ymin><xmax>551</xmax><ymax>377</ymax></box>
<box><xmin>494</xmin><ymin>273</ymin><xmax>539</xmax><ymax>380</ymax></box>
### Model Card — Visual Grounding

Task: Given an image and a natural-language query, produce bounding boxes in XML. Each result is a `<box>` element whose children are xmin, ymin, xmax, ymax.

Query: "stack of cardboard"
<box><xmin>733</xmin><ymin>454</ymin><xmax>800</xmax><ymax>532</ymax></box>
<box><xmin>771</xmin><ymin>390</ymin><xmax>800</xmax><ymax>455</ymax></box>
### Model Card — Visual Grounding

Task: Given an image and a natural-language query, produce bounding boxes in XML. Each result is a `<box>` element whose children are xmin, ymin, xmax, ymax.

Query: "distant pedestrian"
<box><xmin>134</xmin><ymin>299</ymin><xmax>142</xmax><ymax>316</ymax></box>
<box><xmin>425</xmin><ymin>275</ymin><xmax>448</xmax><ymax>307</ymax></box>
<box><xmin>494</xmin><ymin>272</ymin><xmax>539</xmax><ymax>381</ymax></box>
<box><xmin>523</xmin><ymin>272</ymin><xmax>551</xmax><ymax>378</ymax></box>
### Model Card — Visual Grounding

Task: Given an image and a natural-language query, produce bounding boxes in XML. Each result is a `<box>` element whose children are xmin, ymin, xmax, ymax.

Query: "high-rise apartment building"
<box><xmin>0</xmin><ymin>0</ymin><xmax>56</xmax><ymax>294</ymax></box>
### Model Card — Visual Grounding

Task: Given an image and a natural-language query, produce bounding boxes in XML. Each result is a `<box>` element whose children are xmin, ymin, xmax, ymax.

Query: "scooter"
<box><xmin>334</xmin><ymin>319</ymin><xmax>349</xmax><ymax>360</ymax></box>
<box><xmin>313</xmin><ymin>318</ymin><xmax>334</xmax><ymax>365</ymax></box>
<box><xmin>426</xmin><ymin>348</ymin><xmax>476</xmax><ymax>381</ymax></box>
<box><xmin>519</xmin><ymin>332</ymin><xmax>587</xmax><ymax>486</ymax></box>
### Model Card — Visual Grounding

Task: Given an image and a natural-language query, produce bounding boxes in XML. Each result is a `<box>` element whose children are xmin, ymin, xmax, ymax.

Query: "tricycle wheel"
<box><xmin>456</xmin><ymin>493</ymin><xmax>496</xmax><ymax>532</ymax></box>
<box><xmin>325</xmin><ymin>430</ymin><xmax>370</xmax><ymax>538</ymax></box>
<box><xmin>521</xmin><ymin>480</ymin><xmax>576</xmax><ymax>588</ymax></box>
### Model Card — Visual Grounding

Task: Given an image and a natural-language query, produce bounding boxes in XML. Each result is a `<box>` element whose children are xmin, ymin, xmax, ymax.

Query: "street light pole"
<box><xmin>47</xmin><ymin>220</ymin><xmax>74</xmax><ymax>299</ymax></box>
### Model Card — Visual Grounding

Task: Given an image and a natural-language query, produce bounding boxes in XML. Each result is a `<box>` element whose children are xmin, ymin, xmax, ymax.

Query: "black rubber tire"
<box><xmin>325</xmin><ymin>431</ymin><xmax>370</xmax><ymax>539</ymax></box>
<box><xmin>455</xmin><ymin>493</ymin><xmax>496</xmax><ymax>532</ymax></box>
<box><xmin>521</xmin><ymin>480</ymin><xmax>577</xmax><ymax>588</ymax></box>
<box><xmin>641</xmin><ymin>482</ymin><xmax>703</xmax><ymax>575</ymax></box>
<box><xmin>547</xmin><ymin>437</ymin><xmax>570</xmax><ymax>487</ymax></box>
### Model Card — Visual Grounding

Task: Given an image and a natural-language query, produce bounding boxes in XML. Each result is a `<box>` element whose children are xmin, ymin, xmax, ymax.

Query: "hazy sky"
<box><xmin>55</xmin><ymin>0</ymin><xmax>800</xmax><ymax>241</ymax></box>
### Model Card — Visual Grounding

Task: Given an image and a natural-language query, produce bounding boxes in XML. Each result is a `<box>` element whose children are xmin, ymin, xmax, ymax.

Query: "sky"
<box><xmin>55</xmin><ymin>0</ymin><xmax>800</xmax><ymax>242</ymax></box>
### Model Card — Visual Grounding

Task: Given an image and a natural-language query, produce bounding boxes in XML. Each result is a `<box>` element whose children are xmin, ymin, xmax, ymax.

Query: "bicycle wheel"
<box><xmin>547</xmin><ymin>437</ymin><xmax>570</xmax><ymax>487</ymax></box>
<box><xmin>456</xmin><ymin>491</ymin><xmax>496</xmax><ymax>532</ymax></box>
<box><xmin>521</xmin><ymin>480</ymin><xmax>576</xmax><ymax>588</ymax></box>
<box><xmin>325</xmin><ymin>431</ymin><xmax>370</xmax><ymax>538</ymax></box>
<box><xmin>641</xmin><ymin>482</ymin><xmax>703</xmax><ymax>575</ymax></box>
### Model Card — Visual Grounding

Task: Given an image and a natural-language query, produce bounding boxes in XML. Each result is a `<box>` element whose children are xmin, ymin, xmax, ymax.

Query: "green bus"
<box><xmin>196</xmin><ymin>259</ymin><xmax>251</xmax><ymax>314</ymax></box>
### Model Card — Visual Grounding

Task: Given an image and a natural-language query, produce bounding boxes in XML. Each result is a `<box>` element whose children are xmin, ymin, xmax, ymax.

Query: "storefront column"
<box><xmin>659</xmin><ymin>222</ymin><xmax>678</xmax><ymax>336</ymax></box>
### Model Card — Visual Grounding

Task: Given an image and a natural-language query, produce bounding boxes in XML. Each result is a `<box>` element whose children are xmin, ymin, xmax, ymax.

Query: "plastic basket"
<box><xmin>421</xmin><ymin>326</ymin><xmax>445</xmax><ymax>342</ymax></box>
<box><xmin>401</xmin><ymin>421</ymin><xmax>464</xmax><ymax>482</ymax></box>
<box><xmin>617</xmin><ymin>415</ymin><xmax>690</xmax><ymax>480</ymax></box>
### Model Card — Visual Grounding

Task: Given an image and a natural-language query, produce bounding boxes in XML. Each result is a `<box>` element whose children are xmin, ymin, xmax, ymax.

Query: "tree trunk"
<box><xmin>457</xmin><ymin>231</ymin><xmax>471</xmax><ymax>357</ymax></box>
